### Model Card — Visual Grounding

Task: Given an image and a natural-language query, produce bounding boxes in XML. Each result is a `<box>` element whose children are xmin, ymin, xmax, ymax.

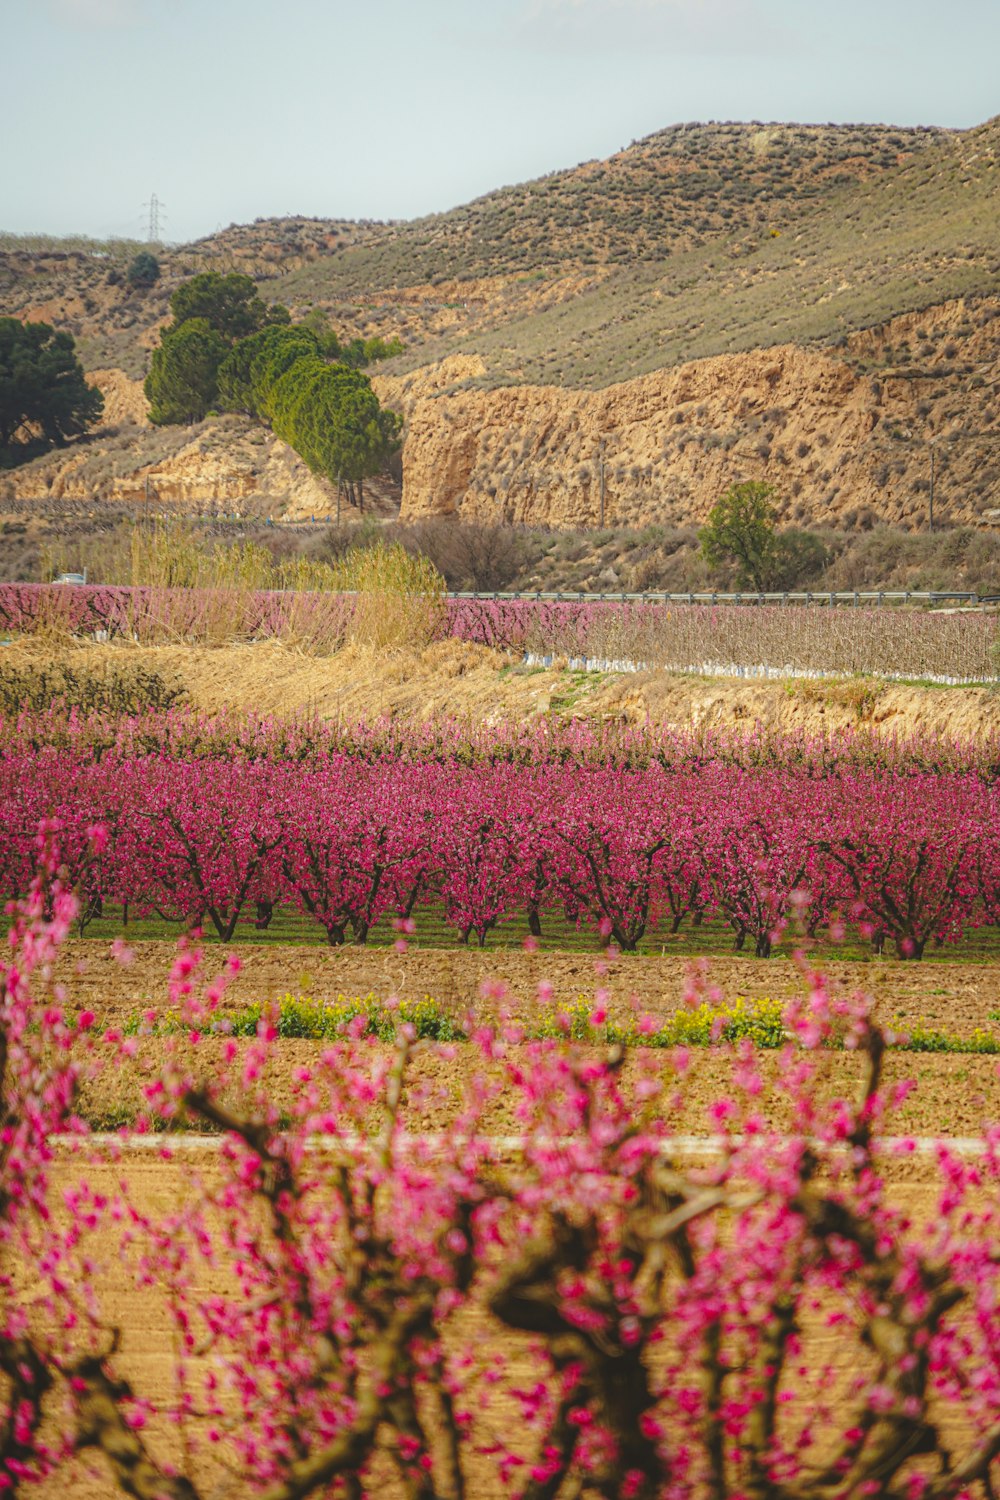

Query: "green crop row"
<box><xmin>121</xmin><ymin>994</ymin><xmax>999</xmax><ymax>1055</ymax></box>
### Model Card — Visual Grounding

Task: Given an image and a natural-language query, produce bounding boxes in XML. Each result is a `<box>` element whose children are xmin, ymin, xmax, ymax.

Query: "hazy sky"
<box><xmin>4</xmin><ymin>0</ymin><xmax>999</xmax><ymax>244</ymax></box>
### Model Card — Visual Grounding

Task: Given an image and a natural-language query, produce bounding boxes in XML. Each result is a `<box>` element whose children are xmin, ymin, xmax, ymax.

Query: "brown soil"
<box><xmin>44</xmin><ymin>942</ymin><xmax>1000</xmax><ymax>1495</ymax></box>
<box><xmin>35</xmin><ymin>1150</ymin><xmax>987</xmax><ymax>1499</ymax></box>
<box><xmin>78</xmin><ymin>1032</ymin><xmax>999</xmax><ymax>1141</ymax></box>
<box><xmin>12</xmin><ymin>636</ymin><xmax>1000</xmax><ymax>739</ymax></box>
<box><xmin>63</xmin><ymin>939</ymin><xmax>1000</xmax><ymax>1042</ymax></box>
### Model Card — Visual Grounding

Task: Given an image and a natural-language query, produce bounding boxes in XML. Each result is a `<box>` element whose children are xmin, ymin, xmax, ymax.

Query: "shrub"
<box><xmin>126</xmin><ymin>250</ymin><xmax>160</xmax><ymax>288</ymax></box>
<box><xmin>328</xmin><ymin>540</ymin><xmax>445</xmax><ymax>651</ymax></box>
<box><xmin>0</xmin><ymin>655</ymin><xmax>185</xmax><ymax>715</ymax></box>
<box><xmin>699</xmin><ymin>480</ymin><xmax>780</xmax><ymax>591</ymax></box>
<box><xmin>768</xmin><ymin>527</ymin><xmax>830</xmax><ymax>588</ymax></box>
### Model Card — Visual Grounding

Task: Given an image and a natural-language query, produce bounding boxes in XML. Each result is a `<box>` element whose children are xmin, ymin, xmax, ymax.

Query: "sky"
<box><xmin>3</xmin><ymin>0</ymin><xmax>999</xmax><ymax>244</ymax></box>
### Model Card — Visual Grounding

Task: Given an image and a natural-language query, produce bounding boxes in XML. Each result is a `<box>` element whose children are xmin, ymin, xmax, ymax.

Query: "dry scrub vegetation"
<box><xmin>3</xmin><ymin>636</ymin><xmax>999</xmax><ymax>743</ymax></box>
<box><xmin>11</xmin><ymin>512</ymin><xmax>1000</xmax><ymax>600</ymax></box>
<box><xmin>4</xmin><ymin>120</ymin><xmax>999</xmax><ymax>394</ymax></box>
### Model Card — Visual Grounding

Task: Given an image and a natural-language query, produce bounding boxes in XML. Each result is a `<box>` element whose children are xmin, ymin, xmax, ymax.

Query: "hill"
<box><xmin>1</xmin><ymin>117</ymin><xmax>999</xmax><ymax>533</ymax></box>
<box><xmin>259</xmin><ymin>118</ymin><xmax>1000</xmax><ymax>386</ymax></box>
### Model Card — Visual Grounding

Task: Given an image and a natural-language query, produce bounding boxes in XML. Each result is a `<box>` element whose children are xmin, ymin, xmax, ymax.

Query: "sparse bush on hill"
<box><xmin>300</xmin><ymin>308</ymin><xmax>404</xmax><ymax>367</ymax></box>
<box><xmin>125</xmin><ymin>250</ymin><xmax>160</xmax><ymax>289</ymax></box>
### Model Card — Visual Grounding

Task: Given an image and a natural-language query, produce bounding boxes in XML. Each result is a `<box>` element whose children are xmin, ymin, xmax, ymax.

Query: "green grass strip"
<box><xmin>119</xmin><ymin>994</ymin><xmax>1000</xmax><ymax>1055</ymax></box>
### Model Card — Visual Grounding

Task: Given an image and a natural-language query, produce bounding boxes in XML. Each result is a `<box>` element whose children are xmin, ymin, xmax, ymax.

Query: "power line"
<box><xmin>141</xmin><ymin>193</ymin><xmax>165</xmax><ymax>243</ymax></box>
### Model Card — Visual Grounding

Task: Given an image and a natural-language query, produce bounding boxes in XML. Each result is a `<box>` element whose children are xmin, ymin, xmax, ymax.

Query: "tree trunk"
<box><xmin>398</xmin><ymin>876</ymin><xmax>424</xmax><ymax>921</ymax></box>
<box><xmin>894</xmin><ymin>934</ymin><xmax>926</xmax><ymax>960</ymax></box>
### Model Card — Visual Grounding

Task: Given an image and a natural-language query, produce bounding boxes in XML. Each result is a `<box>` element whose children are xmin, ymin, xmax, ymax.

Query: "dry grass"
<box><xmin>324</xmin><ymin>541</ymin><xmax>445</xmax><ymax>652</ymax></box>
<box><xmin>3</xmin><ymin>636</ymin><xmax>998</xmax><ymax>745</ymax></box>
<box><xmin>6</xmin><ymin>535</ymin><xmax>447</xmax><ymax>654</ymax></box>
<box><xmin>265</xmin><ymin>120</ymin><xmax>1000</xmax><ymax>388</ymax></box>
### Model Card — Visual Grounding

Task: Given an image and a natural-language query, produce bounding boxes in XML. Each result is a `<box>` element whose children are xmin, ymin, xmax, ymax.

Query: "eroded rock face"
<box><xmin>87</xmin><ymin>369</ymin><xmax>150</xmax><ymax>427</ymax></box>
<box><xmin>2</xmin><ymin>415</ymin><xmax>397</xmax><ymax>519</ymax></box>
<box><xmin>395</xmin><ymin>303</ymin><xmax>1000</xmax><ymax>531</ymax></box>
<box><xmin>2</xmin><ymin>295</ymin><xmax>995</xmax><ymax>531</ymax></box>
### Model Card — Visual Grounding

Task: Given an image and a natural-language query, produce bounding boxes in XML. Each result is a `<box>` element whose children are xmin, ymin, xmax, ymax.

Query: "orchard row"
<box><xmin>6</xmin><ymin>702</ymin><xmax>999</xmax><ymax>777</ymax></box>
<box><xmin>6</xmin><ymin>754</ymin><xmax>1000</xmax><ymax>956</ymax></box>
<box><xmin>1</xmin><ymin>581</ymin><xmax>995</xmax><ymax>679</ymax></box>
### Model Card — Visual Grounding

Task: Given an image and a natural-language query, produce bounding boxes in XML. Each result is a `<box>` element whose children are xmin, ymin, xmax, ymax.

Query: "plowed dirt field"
<box><xmin>32</xmin><ymin>940</ymin><xmax>999</xmax><ymax>1496</ymax></box>
<box><xmin>64</xmin><ymin>938</ymin><xmax>1000</xmax><ymax>1039</ymax></box>
<box><xmin>38</xmin><ymin>1149</ymin><xmax>988</xmax><ymax>1500</ymax></box>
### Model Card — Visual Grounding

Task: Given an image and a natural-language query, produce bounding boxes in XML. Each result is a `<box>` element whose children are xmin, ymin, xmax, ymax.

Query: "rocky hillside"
<box><xmin>383</xmin><ymin>298</ymin><xmax>1000</xmax><ymax>531</ymax></box>
<box><xmin>0</xmin><ymin>407</ymin><xmax>399</xmax><ymax>523</ymax></box>
<box><xmin>1</xmin><ymin>117</ymin><xmax>999</xmax><ymax>531</ymax></box>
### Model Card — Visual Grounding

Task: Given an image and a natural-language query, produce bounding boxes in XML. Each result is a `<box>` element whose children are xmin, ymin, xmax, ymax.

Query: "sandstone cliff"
<box><xmin>388</xmin><ymin>298</ymin><xmax>1000</xmax><ymax>531</ymax></box>
<box><xmin>87</xmin><ymin>369</ymin><xmax>150</xmax><ymax>427</ymax></box>
<box><xmin>4</xmin><ymin>414</ymin><xmax>399</xmax><ymax>520</ymax></box>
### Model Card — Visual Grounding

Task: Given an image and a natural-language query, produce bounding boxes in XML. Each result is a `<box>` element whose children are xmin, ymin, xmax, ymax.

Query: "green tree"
<box><xmin>300</xmin><ymin>309</ymin><xmax>345</xmax><ymax>360</ymax></box>
<box><xmin>167</xmin><ymin>272</ymin><xmax>288</xmax><ymax>342</ymax></box>
<box><xmin>0</xmin><ymin>318</ymin><xmax>103</xmax><ymax>464</ymax></box>
<box><xmin>361</xmin><ymin>335</ymin><xmax>404</xmax><ymax>364</ymax></box>
<box><xmin>270</xmin><ymin>356</ymin><xmax>401</xmax><ymax>510</ymax></box>
<box><xmin>217</xmin><ymin>325</ymin><xmax>320</xmax><ymax>419</ymax></box>
<box><xmin>144</xmin><ymin>318</ymin><xmax>229</xmax><ymax>425</ymax></box>
<box><xmin>298</xmin><ymin>311</ymin><xmax>404</xmax><ymax>367</ymax></box>
<box><xmin>126</xmin><ymin>251</ymin><xmax>161</xmax><ymax>289</ymax></box>
<box><xmin>699</xmin><ymin>481</ymin><xmax>781</xmax><ymax>592</ymax></box>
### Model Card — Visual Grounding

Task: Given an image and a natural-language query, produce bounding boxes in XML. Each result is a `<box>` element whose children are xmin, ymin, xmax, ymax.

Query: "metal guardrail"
<box><xmin>448</xmin><ymin>589</ymin><xmax>997</xmax><ymax>607</ymax></box>
<box><xmin>11</xmin><ymin>582</ymin><xmax>999</xmax><ymax>609</ymax></box>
